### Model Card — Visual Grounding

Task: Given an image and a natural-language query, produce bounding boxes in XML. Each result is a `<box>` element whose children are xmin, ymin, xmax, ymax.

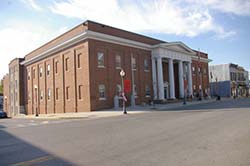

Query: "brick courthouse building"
<box><xmin>3</xmin><ymin>20</ymin><xmax>210</xmax><ymax>116</ymax></box>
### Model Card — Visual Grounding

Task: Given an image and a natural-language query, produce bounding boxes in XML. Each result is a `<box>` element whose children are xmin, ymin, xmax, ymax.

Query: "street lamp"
<box><xmin>120</xmin><ymin>69</ymin><xmax>127</xmax><ymax>114</ymax></box>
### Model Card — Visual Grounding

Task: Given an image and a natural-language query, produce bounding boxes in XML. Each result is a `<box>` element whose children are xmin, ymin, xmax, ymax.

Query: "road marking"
<box><xmin>11</xmin><ymin>155</ymin><xmax>54</xmax><ymax>166</ymax></box>
<box><xmin>41</xmin><ymin>121</ymin><xmax>49</xmax><ymax>124</ymax></box>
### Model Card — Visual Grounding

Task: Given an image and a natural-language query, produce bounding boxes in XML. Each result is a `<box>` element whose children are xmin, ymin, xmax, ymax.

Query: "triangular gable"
<box><xmin>153</xmin><ymin>42</ymin><xmax>196</xmax><ymax>55</ymax></box>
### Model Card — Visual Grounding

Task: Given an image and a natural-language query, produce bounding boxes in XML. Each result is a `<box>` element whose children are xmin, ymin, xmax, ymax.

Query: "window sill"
<box><xmin>98</xmin><ymin>66</ymin><xmax>105</xmax><ymax>68</ymax></box>
<box><xmin>145</xmin><ymin>95</ymin><xmax>151</xmax><ymax>98</ymax></box>
<box><xmin>116</xmin><ymin>67</ymin><xmax>121</xmax><ymax>70</ymax></box>
<box><xmin>99</xmin><ymin>98</ymin><xmax>106</xmax><ymax>101</ymax></box>
<box><xmin>144</xmin><ymin>70</ymin><xmax>150</xmax><ymax>72</ymax></box>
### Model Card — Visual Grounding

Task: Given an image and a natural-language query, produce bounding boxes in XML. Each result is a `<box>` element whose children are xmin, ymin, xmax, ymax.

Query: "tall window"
<box><xmin>56</xmin><ymin>88</ymin><xmax>59</xmax><ymax>100</ymax></box>
<box><xmin>65</xmin><ymin>58</ymin><xmax>69</xmax><ymax>71</ymax></box>
<box><xmin>144</xmin><ymin>59</ymin><xmax>149</xmax><ymax>71</ymax></box>
<box><xmin>115</xmin><ymin>55</ymin><xmax>121</xmax><ymax>69</ymax></box>
<box><xmin>33</xmin><ymin>69</ymin><xmax>36</xmax><ymax>79</ymax></box>
<box><xmin>192</xmin><ymin>66</ymin><xmax>196</xmax><ymax>73</ymax></box>
<box><xmin>203</xmin><ymin>68</ymin><xmax>207</xmax><ymax>74</ymax></box>
<box><xmin>116</xmin><ymin>84</ymin><xmax>122</xmax><ymax>95</ymax></box>
<box><xmin>47</xmin><ymin>64</ymin><xmax>50</xmax><ymax>76</ymax></box>
<box><xmin>40</xmin><ymin>90</ymin><xmax>43</xmax><ymax>101</ymax></box>
<box><xmin>97</xmin><ymin>52</ymin><xmax>104</xmax><ymax>67</ymax></box>
<box><xmin>28</xmin><ymin>70</ymin><xmax>31</xmax><ymax>80</ymax></box>
<box><xmin>55</xmin><ymin>61</ymin><xmax>59</xmax><ymax>74</ymax></box>
<box><xmin>133</xmin><ymin>84</ymin><xmax>137</xmax><ymax>97</ymax></box>
<box><xmin>39</xmin><ymin>67</ymin><xmax>43</xmax><ymax>77</ymax></box>
<box><xmin>132</xmin><ymin>57</ymin><xmax>136</xmax><ymax>70</ymax></box>
<box><xmin>145</xmin><ymin>85</ymin><xmax>150</xmax><ymax>97</ymax></box>
<box><xmin>48</xmin><ymin>88</ymin><xmax>51</xmax><ymax>100</ymax></box>
<box><xmin>78</xmin><ymin>85</ymin><xmax>83</xmax><ymax>100</ymax></box>
<box><xmin>99</xmin><ymin>84</ymin><xmax>105</xmax><ymax>99</ymax></box>
<box><xmin>78</xmin><ymin>53</ymin><xmax>82</xmax><ymax>68</ymax></box>
<box><xmin>66</xmin><ymin>86</ymin><xmax>69</xmax><ymax>100</ymax></box>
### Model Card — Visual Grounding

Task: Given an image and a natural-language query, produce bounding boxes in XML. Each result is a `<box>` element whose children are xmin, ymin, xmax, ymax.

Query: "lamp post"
<box><xmin>120</xmin><ymin>69</ymin><xmax>127</xmax><ymax>114</ymax></box>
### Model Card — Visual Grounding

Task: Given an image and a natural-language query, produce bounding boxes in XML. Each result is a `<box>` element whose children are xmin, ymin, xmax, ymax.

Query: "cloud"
<box><xmin>185</xmin><ymin>0</ymin><xmax>250</xmax><ymax>16</ymax></box>
<box><xmin>0</xmin><ymin>23</ymin><xmax>62</xmax><ymax>79</ymax></box>
<box><xmin>49</xmin><ymin>0</ymin><xmax>236</xmax><ymax>38</ymax></box>
<box><xmin>21</xmin><ymin>0</ymin><xmax>43</xmax><ymax>11</ymax></box>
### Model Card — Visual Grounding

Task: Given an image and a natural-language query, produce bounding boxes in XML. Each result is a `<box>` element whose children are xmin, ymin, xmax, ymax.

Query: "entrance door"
<box><xmin>164</xmin><ymin>82</ymin><xmax>169</xmax><ymax>99</ymax></box>
<box><xmin>34</xmin><ymin>87</ymin><xmax>38</xmax><ymax>116</ymax></box>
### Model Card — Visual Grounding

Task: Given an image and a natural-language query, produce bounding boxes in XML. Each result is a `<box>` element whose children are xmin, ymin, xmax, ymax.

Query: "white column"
<box><xmin>187</xmin><ymin>62</ymin><xmax>193</xmax><ymax>96</ymax></box>
<box><xmin>169</xmin><ymin>58</ymin><xmax>175</xmax><ymax>99</ymax></box>
<box><xmin>151</xmin><ymin>57</ymin><xmax>157</xmax><ymax>100</ymax></box>
<box><xmin>178</xmin><ymin>60</ymin><xmax>184</xmax><ymax>98</ymax></box>
<box><xmin>157</xmin><ymin>57</ymin><xmax>164</xmax><ymax>100</ymax></box>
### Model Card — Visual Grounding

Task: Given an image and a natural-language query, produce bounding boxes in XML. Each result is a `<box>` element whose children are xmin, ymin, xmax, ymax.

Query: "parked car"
<box><xmin>0</xmin><ymin>111</ymin><xmax>7</xmax><ymax>118</ymax></box>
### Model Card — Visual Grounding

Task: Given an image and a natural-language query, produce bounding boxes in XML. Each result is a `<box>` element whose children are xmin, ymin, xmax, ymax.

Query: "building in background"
<box><xmin>3</xmin><ymin>20</ymin><xmax>210</xmax><ymax>116</ymax></box>
<box><xmin>209</xmin><ymin>63</ymin><xmax>249</xmax><ymax>97</ymax></box>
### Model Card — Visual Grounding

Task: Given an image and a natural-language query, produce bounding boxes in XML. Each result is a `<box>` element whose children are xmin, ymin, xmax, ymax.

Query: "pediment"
<box><xmin>153</xmin><ymin>42</ymin><xmax>196</xmax><ymax>55</ymax></box>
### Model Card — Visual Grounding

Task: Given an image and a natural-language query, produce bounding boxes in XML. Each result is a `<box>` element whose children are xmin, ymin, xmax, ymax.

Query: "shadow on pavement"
<box><xmin>0</xmin><ymin>126</ymin><xmax>75</xmax><ymax>166</ymax></box>
<box><xmin>164</xmin><ymin>98</ymin><xmax>250</xmax><ymax>112</ymax></box>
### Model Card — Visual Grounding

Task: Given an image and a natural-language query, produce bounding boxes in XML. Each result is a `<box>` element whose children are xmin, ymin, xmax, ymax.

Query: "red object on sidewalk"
<box><xmin>124</xmin><ymin>80</ymin><xmax>131</xmax><ymax>93</ymax></box>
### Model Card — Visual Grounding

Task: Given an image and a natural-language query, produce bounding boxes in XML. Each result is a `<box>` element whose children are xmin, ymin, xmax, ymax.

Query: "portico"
<box><xmin>152</xmin><ymin>42</ymin><xmax>196</xmax><ymax>100</ymax></box>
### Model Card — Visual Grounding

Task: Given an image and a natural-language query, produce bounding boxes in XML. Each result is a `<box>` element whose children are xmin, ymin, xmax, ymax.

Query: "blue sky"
<box><xmin>0</xmin><ymin>0</ymin><xmax>250</xmax><ymax>79</ymax></box>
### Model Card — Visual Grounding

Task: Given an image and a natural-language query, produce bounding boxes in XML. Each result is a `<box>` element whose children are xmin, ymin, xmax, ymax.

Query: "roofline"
<box><xmin>85</xmin><ymin>20</ymin><xmax>166</xmax><ymax>44</ymax></box>
<box><xmin>21</xmin><ymin>30</ymin><xmax>210</xmax><ymax>66</ymax></box>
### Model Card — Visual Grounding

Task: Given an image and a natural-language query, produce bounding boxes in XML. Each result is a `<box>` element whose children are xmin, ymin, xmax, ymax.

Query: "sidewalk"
<box><xmin>15</xmin><ymin>97</ymin><xmax>232</xmax><ymax>120</ymax></box>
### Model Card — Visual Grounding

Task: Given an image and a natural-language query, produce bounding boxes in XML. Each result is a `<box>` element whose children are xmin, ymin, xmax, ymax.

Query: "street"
<box><xmin>0</xmin><ymin>98</ymin><xmax>250</xmax><ymax>166</ymax></box>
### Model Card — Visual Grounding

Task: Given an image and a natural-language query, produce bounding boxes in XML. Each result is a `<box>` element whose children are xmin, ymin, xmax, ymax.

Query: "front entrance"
<box><xmin>164</xmin><ymin>82</ymin><xmax>169</xmax><ymax>99</ymax></box>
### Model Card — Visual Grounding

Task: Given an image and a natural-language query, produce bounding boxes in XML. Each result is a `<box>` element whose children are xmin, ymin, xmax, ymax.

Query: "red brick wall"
<box><xmin>88</xmin><ymin>39</ymin><xmax>153</xmax><ymax>110</ymax></box>
<box><xmin>26</xmin><ymin>41</ymin><xmax>91</xmax><ymax>115</ymax></box>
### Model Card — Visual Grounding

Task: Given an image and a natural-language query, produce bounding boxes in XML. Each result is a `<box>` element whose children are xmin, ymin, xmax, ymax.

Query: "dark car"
<box><xmin>0</xmin><ymin>111</ymin><xmax>7</xmax><ymax>118</ymax></box>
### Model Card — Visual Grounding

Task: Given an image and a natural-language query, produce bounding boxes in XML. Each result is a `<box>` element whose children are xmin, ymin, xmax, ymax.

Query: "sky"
<box><xmin>0</xmin><ymin>0</ymin><xmax>250</xmax><ymax>79</ymax></box>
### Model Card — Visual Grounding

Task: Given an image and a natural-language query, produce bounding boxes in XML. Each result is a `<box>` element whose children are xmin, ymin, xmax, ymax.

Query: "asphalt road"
<box><xmin>0</xmin><ymin>98</ymin><xmax>250</xmax><ymax>166</ymax></box>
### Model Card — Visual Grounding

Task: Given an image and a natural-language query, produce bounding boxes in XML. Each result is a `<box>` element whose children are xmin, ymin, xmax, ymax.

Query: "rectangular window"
<box><xmin>66</xmin><ymin>86</ymin><xmax>69</xmax><ymax>100</ymax></box>
<box><xmin>144</xmin><ymin>59</ymin><xmax>149</xmax><ymax>71</ymax></box>
<box><xmin>192</xmin><ymin>66</ymin><xmax>196</xmax><ymax>72</ymax></box>
<box><xmin>203</xmin><ymin>68</ymin><xmax>207</xmax><ymax>74</ymax></box>
<box><xmin>40</xmin><ymin>90</ymin><xmax>43</xmax><ymax>101</ymax></box>
<box><xmin>39</xmin><ymin>67</ymin><xmax>43</xmax><ymax>77</ymax></box>
<box><xmin>65</xmin><ymin>58</ymin><xmax>69</xmax><ymax>71</ymax></box>
<box><xmin>28</xmin><ymin>70</ymin><xmax>31</xmax><ymax>80</ymax></box>
<box><xmin>55</xmin><ymin>61</ymin><xmax>59</xmax><ymax>74</ymax></box>
<box><xmin>33</xmin><ymin>69</ymin><xmax>36</xmax><ymax>79</ymax></box>
<box><xmin>28</xmin><ymin>91</ymin><xmax>31</xmax><ymax>101</ymax></box>
<box><xmin>133</xmin><ymin>84</ymin><xmax>137</xmax><ymax>97</ymax></box>
<box><xmin>78</xmin><ymin>53</ymin><xmax>82</xmax><ymax>68</ymax></box>
<box><xmin>56</xmin><ymin>88</ymin><xmax>59</xmax><ymax>100</ymax></box>
<box><xmin>132</xmin><ymin>57</ymin><xmax>136</xmax><ymax>70</ymax></box>
<box><xmin>78</xmin><ymin>85</ymin><xmax>83</xmax><ymax>100</ymax></box>
<box><xmin>116</xmin><ymin>84</ymin><xmax>122</xmax><ymax>95</ymax></box>
<box><xmin>115</xmin><ymin>55</ymin><xmax>121</xmax><ymax>69</ymax></box>
<box><xmin>145</xmin><ymin>85</ymin><xmax>150</xmax><ymax>97</ymax></box>
<box><xmin>48</xmin><ymin>88</ymin><xmax>51</xmax><ymax>100</ymax></box>
<box><xmin>97</xmin><ymin>52</ymin><xmax>104</xmax><ymax>67</ymax></box>
<box><xmin>47</xmin><ymin>64</ymin><xmax>50</xmax><ymax>76</ymax></box>
<box><xmin>99</xmin><ymin>84</ymin><xmax>105</xmax><ymax>99</ymax></box>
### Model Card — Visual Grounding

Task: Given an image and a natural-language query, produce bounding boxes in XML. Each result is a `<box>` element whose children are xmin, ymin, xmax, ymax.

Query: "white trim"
<box><xmin>152</xmin><ymin>42</ymin><xmax>196</xmax><ymax>55</ymax></box>
<box><xmin>20</xmin><ymin>30</ymin><xmax>210</xmax><ymax>66</ymax></box>
<box><xmin>191</xmin><ymin>56</ymin><xmax>211</xmax><ymax>63</ymax></box>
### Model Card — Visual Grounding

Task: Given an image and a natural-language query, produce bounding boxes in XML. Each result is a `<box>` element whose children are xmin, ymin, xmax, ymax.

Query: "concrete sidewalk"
<box><xmin>15</xmin><ymin>97</ymin><xmax>232</xmax><ymax>120</ymax></box>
